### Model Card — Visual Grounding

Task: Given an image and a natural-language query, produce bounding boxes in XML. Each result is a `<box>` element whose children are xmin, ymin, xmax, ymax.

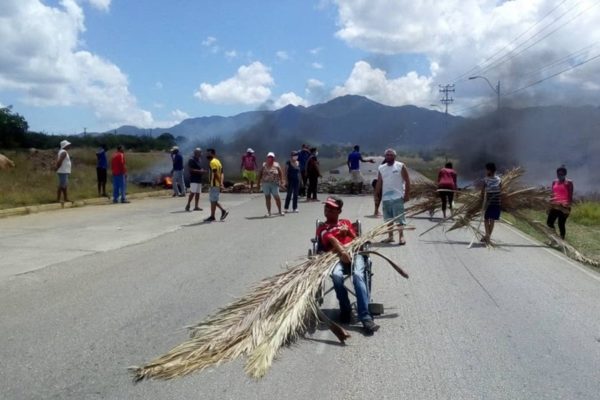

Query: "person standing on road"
<box><xmin>170</xmin><ymin>146</ymin><xmax>185</xmax><ymax>197</ymax></box>
<box><xmin>96</xmin><ymin>144</ymin><xmax>108</xmax><ymax>197</ymax></box>
<box><xmin>111</xmin><ymin>145</ymin><xmax>129</xmax><ymax>204</ymax></box>
<box><xmin>204</xmin><ymin>148</ymin><xmax>228</xmax><ymax>222</ymax></box>
<box><xmin>297</xmin><ymin>144</ymin><xmax>311</xmax><ymax>197</ymax></box>
<box><xmin>284</xmin><ymin>150</ymin><xmax>300</xmax><ymax>213</ymax></box>
<box><xmin>185</xmin><ymin>148</ymin><xmax>205</xmax><ymax>212</ymax></box>
<box><xmin>347</xmin><ymin>145</ymin><xmax>375</xmax><ymax>194</ymax></box>
<box><xmin>437</xmin><ymin>162</ymin><xmax>457</xmax><ymax>219</ymax></box>
<box><xmin>240</xmin><ymin>148</ymin><xmax>258</xmax><ymax>193</ymax></box>
<box><xmin>55</xmin><ymin>140</ymin><xmax>72</xmax><ymax>204</ymax></box>
<box><xmin>482</xmin><ymin>162</ymin><xmax>501</xmax><ymax>244</ymax></box>
<box><xmin>547</xmin><ymin>165</ymin><xmax>574</xmax><ymax>240</ymax></box>
<box><xmin>375</xmin><ymin>148</ymin><xmax>411</xmax><ymax>245</ymax></box>
<box><xmin>306</xmin><ymin>147</ymin><xmax>321</xmax><ymax>201</ymax></box>
<box><xmin>317</xmin><ymin>196</ymin><xmax>379</xmax><ymax>334</ymax></box>
<box><xmin>258</xmin><ymin>152</ymin><xmax>285</xmax><ymax>217</ymax></box>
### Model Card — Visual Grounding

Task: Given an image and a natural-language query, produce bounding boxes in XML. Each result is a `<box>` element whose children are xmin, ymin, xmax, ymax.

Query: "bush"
<box><xmin>570</xmin><ymin>201</ymin><xmax>600</xmax><ymax>226</ymax></box>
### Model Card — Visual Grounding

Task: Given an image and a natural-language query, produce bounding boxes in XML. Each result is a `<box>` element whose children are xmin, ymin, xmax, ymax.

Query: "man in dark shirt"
<box><xmin>317</xmin><ymin>196</ymin><xmax>379</xmax><ymax>334</ymax></box>
<box><xmin>297</xmin><ymin>144</ymin><xmax>311</xmax><ymax>197</ymax></box>
<box><xmin>185</xmin><ymin>148</ymin><xmax>205</xmax><ymax>212</ymax></box>
<box><xmin>95</xmin><ymin>144</ymin><xmax>108</xmax><ymax>197</ymax></box>
<box><xmin>171</xmin><ymin>146</ymin><xmax>185</xmax><ymax>197</ymax></box>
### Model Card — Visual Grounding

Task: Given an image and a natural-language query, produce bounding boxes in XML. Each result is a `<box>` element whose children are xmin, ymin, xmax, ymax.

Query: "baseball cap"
<box><xmin>323</xmin><ymin>196</ymin><xmax>343</xmax><ymax>209</ymax></box>
<box><xmin>267</xmin><ymin>152</ymin><xmax>275</xmax><ymax>158</ymax></box>
<box><xmin>247</xmin><ymin>148</ymin><xmax>254</xmax><ymax>153</ymax></box>
<box><xmin>60</xmin><ymin>140</ymin><xmax>71</xmax><ymax>149</ymax></box>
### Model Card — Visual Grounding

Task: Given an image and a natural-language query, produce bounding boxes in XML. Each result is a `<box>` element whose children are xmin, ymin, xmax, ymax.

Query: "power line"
<box><xmin>452</xmin><ymin>0</ymin><xmax>573</xmax><ymax>83</ymax></box>
<box><xmin>475</xmin><ymin>0</ymin><xmax>599</xmax><ymax>78</ymax></box>
<box><xmin>438</xmin><ymin>84</ymin><xmax>455</xmax><ymax>114</ymax></box>
<box><xmin>503</xmin><ymin>51</ymin><xmax>600</xmax><ymax>96</ymax></box>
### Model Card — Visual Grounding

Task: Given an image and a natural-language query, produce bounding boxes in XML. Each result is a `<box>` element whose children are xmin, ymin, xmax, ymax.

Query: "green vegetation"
<box><xmin>0</xmin><ymin>149</ymin><xmax>166</xmax><ymax>210</ymax></box>
<box><xmin>570</xmin><ymin>201</ymin><xmax>600</xmax><ymax>226</ymax></box>
<box><xmin>502</xmin><ymin>204</ymin><xmax>600</xmax><ymax>262</ymax></box>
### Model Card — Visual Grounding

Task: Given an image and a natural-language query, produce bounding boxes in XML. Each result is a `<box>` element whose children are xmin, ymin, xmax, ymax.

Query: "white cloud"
<box><xmin>0</xmin><ymin>0</ymin><xmax>153</xmax><ymax>127</ymax></box>
<box><xmin>225</xmin><ymin>50</ymin><xmax>238</xmax><ymax>60</ymax></box>
<box><xmin>307</xmin><ymin>78</ymin><xmax>324</xmax><ymax>89</ymax></box>
<box><xmin>312</xmin><ymin>62</ymin><xmax>323</xmax><ymax>69</ymax></box>
<box><xmin>309</xmin><ymin>47</ymin><xmax>323</xmax><ymax>55</ymax></box>
<box><xmin>276</xmin><ymin>51</ymin><xmax>290</xmax><ymax>60</ymax></box>
<box><xmin>332</xmin><ymin>0</ymin><xmax>600</xmax><ymax>111</ymax></box>
<box><xmin>171</xmin><ymin>109</ymin><xmax>189</xmax><ymax>121</ymax></box>
<box><xmin>85</xmin><ymin>0</ymin><xmax>111</xmax><ymax>11</ymax></box>
<box><xmin>273</xmin><ymin>92</ymin><xmax>309</xmax><ymax>109</ymax></box>
<box><xmin>202</xmin><ymin>36</ymin><xmax>217</xmax><ymax>47</ymax></box>
<box><xmin>331</xmin><ymin>61</ymin><xmax>433</xmax><ymax>106</ymax></box>
<box><xmin>194</xmin><ymin>61</ymin><xmax>274</xmax><ymax>105</ymax></box>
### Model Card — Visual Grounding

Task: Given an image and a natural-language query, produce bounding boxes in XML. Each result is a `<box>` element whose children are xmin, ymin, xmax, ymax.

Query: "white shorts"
<box><xmin>189</xmin><ymin>182</ymin><xmax>202</xmax><ymax>194</ymax></box>
<box><xmin>350</xmin><ymin>170</ymin><xmax>363</xmax><ymax>183</ymax></box>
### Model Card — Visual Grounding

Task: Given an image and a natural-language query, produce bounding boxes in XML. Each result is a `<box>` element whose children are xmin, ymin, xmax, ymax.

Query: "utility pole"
<box><xmin>438</xmin><ymin>84</ymin><xmax>455</xmax><ymax>114</ymax></box>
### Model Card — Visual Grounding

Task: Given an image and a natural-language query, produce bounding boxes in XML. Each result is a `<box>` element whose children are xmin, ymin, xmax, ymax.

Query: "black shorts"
<box><xmin>96</xmin><ymin>167</ymin><xmax>107</xmax><ymax>184</ymax></box>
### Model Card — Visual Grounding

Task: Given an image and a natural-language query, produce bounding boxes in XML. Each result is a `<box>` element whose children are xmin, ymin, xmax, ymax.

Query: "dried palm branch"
<box><xmin>130</xmin><ymin>219</ymin><xmax>409</xmax><ymax>382</ymax></box>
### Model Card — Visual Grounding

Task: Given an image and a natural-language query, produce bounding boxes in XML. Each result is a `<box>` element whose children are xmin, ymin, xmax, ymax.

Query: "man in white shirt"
<box><xmin>374</xmin><ymin>148</ymin><xmax>411</xmax><ymax>245</ymax></box>
<box><xmin>55</xmin><ymin>140</ymin><xmax>72</xmax><ymax>203</ymax></box>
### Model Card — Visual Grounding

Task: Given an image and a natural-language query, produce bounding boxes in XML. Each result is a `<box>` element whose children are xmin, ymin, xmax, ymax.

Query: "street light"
<box><xmin>469</xmin><ymin>75</ymin><xmax>500</xmax><ymax>110</ymax></box>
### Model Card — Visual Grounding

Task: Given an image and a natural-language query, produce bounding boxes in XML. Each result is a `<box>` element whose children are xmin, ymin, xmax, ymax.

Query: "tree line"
<box><xmin>0</xmin><ymin>106</ymin><xmax>176</xmax><ymax>151</ymax></box>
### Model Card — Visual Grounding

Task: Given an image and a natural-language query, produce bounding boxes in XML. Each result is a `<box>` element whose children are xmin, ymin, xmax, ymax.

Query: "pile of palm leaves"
<box><xmin>406</xmin><ymin>179</ymin><xmax>445</xmax><ymax>217</ymax></box>
<box><xmin>130</xmin><ymin>221</ymin><xmax>409</xmax><ymax>382</ymax></box>
<box><xmin>415</xmin><ymin>167</ymin><xmax>599</xmax><ymax>266</ymax></box>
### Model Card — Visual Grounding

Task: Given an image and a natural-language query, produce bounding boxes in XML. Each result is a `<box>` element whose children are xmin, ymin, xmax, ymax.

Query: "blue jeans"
<box><xmin>284</xmin><ymin>178</ymin><xmax>299</xmax><ymax>210</ymax></box>
<box><xmin>331</xmin><ymin>255</ymin><xmax>371</xmax><ymax>322</ymax></box>
<box><xmin>172</xmin><ymin>170</ymin><xmax>185</xmax><ymax>195</ymax></box>
<box><xmin>112</xmin><ymin>174</ymin><xmax>126</xmax><ymax>202</ymax></box>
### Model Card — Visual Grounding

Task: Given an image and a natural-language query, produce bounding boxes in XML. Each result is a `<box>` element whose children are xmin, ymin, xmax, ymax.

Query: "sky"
<box><xmin>1</xmin><ymin>0</ymin><xmax>600</xmax><ymax>134</ymax></box>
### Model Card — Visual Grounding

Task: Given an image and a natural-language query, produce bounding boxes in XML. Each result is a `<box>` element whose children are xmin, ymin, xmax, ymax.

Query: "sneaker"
<box><xmin>284</xmin><ymin>209</ymin><xmax>290</xmax><ymax>213</ymax></box>
<box><xmin>362</xmin><ymin>319</ymin><xmax>380</xmax><ymax>334</ymax></box>
<box><xmin>278</xmin><ymin>212</ymin><xmax>285</xmax><ymax>216</ymax></box>
<box><xmin>264</xmin><ymin>213</ymin><xmax>272</xmax><ymax>218</ymax></box>
<box><xmin>292</xmin><ymin>209</ymin><xmax>299</xmax><ymax>213</ymax></box>
<box><xmin>193</xmin><ymin>207</ymin><xmax>203</xmax><ymax>211</ymax></box>
<box><xmin>220</xmin><ymin>210</ymin><xmax>229</xmax><ymax>221</ymax></box>
<box><xmin>121</xmin><ymin>199</ymin><xmax>130</xmax><ymax>203</ymax></box>
<box><xmin>204</xmin><ymin>216</ymin><xmax>216</xmax><ymax>222</ymax></box>
<box><xmin>185</xmin><ymin>205</ymin><xmax>190</xmax><ymax>212</ymax></box>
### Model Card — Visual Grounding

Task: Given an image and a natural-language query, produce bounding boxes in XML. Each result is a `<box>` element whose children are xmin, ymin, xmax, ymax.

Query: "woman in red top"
<box><xmin>437</xmin><ymin>162</ymin><xmax>457</xmax><ymax>219</ymax></box>
<box><xmin>547</xmin><ymin>165</ymin><xmax>574</xmax><ymax>239</ymax></box>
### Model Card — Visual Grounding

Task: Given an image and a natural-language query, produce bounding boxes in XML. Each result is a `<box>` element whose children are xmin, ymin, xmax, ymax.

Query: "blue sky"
<box><xmin>1</xmin><ymin>0</ymin><xmax>599</xmax><ymax>134</ymax></box>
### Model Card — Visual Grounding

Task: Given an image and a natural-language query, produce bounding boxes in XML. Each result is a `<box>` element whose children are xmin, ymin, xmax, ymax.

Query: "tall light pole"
<box><xmin>469</xmin><ymin>75</ymin><xmax>500</xmax><ymax>110</ymax></box>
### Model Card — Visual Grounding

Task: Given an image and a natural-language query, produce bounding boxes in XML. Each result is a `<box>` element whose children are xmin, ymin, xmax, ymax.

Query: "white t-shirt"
<box><xmin>378</xmin><ymin>161</ymin><xmax>405</xmax><ymax>201</ymax></box>
<box><xmin>56</xmin><ymin>149</ymin><xmax>71</xmax><ymax>174</ymax></box>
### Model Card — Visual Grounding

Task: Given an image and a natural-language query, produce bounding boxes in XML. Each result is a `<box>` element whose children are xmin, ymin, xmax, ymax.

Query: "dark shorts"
<box><xmin>96</xmin><ymin>167</ymin><xmax>107</xmax><ymax>184</ymax></box>
<box><xmin>485</xmin><ymin>204</ymin><xmax>501</xmax><ymax>220</ymax></box>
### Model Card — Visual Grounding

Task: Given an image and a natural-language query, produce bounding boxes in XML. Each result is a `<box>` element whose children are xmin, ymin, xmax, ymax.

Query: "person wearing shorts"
<box><xmin>347</xmin><ymin>145</ymin><xmax>374</xmax><ymax>194</ymax></box>
<box><xmin>258</xmin><ymin>152</ymin><xmax>285</xmax><ymax>217</ymax></box>
<box><xmin>241</xmin><ymin>148</ymin><xmax>258</xmax><ymax>193</ymax></box>
<box><xmin>203</xmin><ymin>149</ymin><xmax>228</xmax><ymax>222</ymax></box>
<box><xmin>55</xmin><ymin>140</ymin><xmax>72</xmax><ymax>203</ymax></box>
<box><xmin>375</xmin><ymin>148</ymin><xmax>411</xmax><ymax>245</ymax></box>
<box><xmin>482</xmin><ymin>162</ymin><xmax>502</xmax><ymax>244</ymax></box>
<box><xmin>185</xmin><ymin>148</ymin><xmax>205</xmax><ymax>212</ymax></box>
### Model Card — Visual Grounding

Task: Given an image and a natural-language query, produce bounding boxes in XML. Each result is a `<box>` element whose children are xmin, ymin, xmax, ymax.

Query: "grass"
<box><xmin>502</xmin><ymin>203</ymin><xmax>600</xmax><ymax>263</ymax></box>
<box><xmin>0</xmin><ymin>148</ymin><xmax>166</xmax><ymax>210</ymax></box>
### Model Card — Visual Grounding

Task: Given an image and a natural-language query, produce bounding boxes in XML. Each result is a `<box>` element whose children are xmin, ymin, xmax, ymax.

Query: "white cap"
<box><xmin>60</xmin><ymin>140</ymin><xmax>71</xmax><ymax>149</ymax></box>
<box><xmin>267</xmin><ymin>151</ymin><xmax>275</xmax><ymax>158</ymax></box>
<box><xmin>171</xmin><ymin>146</ymin><xmax>179</xmax><ymax>152</ymax></box>
<box><xmin>247</xmin><ymin>148</ymin><xmax>254</xmax><ymax>153</ymax></box>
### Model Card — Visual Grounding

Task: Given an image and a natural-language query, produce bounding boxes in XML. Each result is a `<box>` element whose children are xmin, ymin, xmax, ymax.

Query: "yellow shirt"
<box><xmin>209</xmin><ymin>158</ymin><xmax>223</xmax><ymax>187</ymax></box>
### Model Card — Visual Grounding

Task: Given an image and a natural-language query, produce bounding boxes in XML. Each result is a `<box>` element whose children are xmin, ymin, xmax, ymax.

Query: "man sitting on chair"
<box><xmin>317</xmin><ymin>196</ymin><xmax>380</xmax><ymax>334</ymax></box>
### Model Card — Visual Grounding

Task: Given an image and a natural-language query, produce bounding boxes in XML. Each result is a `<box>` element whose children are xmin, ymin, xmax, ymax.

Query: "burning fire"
<box><xmin>163</xmin><ymin>176</ymin><xmax>173</xmax><ymax>188</ymax></box>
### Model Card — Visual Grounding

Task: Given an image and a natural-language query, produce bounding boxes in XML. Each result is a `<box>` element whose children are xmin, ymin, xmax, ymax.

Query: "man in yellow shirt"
<box><xmin>204</xmin><ymin>148</ymin><xmax>229</xmax><ymax>222</ymax></box>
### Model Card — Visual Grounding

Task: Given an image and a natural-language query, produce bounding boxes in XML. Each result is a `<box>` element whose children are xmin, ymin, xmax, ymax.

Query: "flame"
<box><xmin>164</xmin><ymin>176</ymin><xmax>173</xmax><ymax>188</ymax></box>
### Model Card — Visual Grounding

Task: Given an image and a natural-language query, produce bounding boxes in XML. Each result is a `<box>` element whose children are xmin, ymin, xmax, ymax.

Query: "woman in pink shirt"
<box><xmin>437</xmin><ymin>162</ymin><xmax>457</xmax><ymax>219</ymax></box>
<box><xmin>547</xmin><ymin>165</ymin><xmax>574</xmax><ymax>239</ymax></box>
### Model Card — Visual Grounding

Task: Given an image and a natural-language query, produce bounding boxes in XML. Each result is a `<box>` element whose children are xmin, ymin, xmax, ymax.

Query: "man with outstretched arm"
<box><xmin>317</xmin><ymin>196</ymin><xmax>379</xmax><ymax>334</ymax></box>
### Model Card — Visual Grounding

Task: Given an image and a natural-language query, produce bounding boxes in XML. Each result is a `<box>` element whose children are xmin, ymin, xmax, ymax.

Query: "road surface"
<box><xmin>1</xmin><ymin>191</ymin><xmax>599</xmax><ymax>400</ymax></box>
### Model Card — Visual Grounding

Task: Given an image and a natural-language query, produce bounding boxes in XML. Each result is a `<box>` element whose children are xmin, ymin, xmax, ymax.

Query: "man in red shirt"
<box><xmin>111</xmin><ymin>145</ymin><xmax>129</xmax><ymax>203</ymax></box>
<box><xmin>317</xmin><ymin>196</ymin><xmax>379</xmax><ymax>334</ymax></box>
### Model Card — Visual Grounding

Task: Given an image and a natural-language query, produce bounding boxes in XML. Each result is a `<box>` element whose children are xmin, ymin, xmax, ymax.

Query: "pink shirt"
<box><xmin>437</xmin><ymin>168</ymin><xmax>457</xmax><ymax>190</ymax></box>
<box><xmin>551</xmin><ymin>180</ymin><xmax>573</xmax><ymax>206</ymax></box>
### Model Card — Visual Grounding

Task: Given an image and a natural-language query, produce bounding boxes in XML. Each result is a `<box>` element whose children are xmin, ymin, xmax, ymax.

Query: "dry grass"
<box><xmin>130</xmin><ymin>220</ymin><xmax>409</xmax><ymax>381</ymax></box>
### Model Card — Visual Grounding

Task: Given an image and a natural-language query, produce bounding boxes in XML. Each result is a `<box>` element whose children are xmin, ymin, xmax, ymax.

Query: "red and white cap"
<box><xmin>323</xmin><ymin>196</ymin><xmax>343</xmax><ymax>209</ymax></box>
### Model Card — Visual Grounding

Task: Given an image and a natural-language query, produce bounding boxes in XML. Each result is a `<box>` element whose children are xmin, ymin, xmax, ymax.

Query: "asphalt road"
<box><xmin>1</xmin><ymin>191</ymin><xmax>599</xmax><ymax>400</ymax></box>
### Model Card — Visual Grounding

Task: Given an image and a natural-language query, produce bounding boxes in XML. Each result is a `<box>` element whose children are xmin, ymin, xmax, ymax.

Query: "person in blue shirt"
<box><xmin>347</xmin><ymin>145</ymin><xmax>374</xmax><ymax>194</ymax></box>
<box><xmin>297</xmin><ymin>144</ymin><xmax>311</xmax><ymax>197</ymax></box>
<box><xmin>95</xmin><ymin>144</ymin><xmax>108</xmax><ymax>197</ymax></box>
